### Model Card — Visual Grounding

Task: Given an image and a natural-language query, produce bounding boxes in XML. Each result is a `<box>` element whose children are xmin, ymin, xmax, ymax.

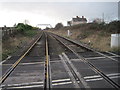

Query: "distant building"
<box><xmin>93</xmin><ymin>18</ymin><xmax>103</xmax><ymax>24</ymax></box>
<box><xmin>67</xmin><ymin>16</ymin><xmax>87</xmax><ymax>26</ymax></box>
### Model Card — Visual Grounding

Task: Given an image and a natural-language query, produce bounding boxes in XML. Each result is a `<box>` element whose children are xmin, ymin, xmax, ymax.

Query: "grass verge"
<box><xmin>2</xmin><ymin>30</ymin><xmax>39</xmax><ymax>60</ymax></box>
<box><xmin>48</xmin><ymin>21</ymin><xmax>119</xmax><ymax>52</ymax></box>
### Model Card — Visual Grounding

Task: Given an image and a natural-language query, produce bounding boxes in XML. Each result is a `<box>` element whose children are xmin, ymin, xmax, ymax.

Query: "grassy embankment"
<box><xmin>48</xmin><ymin>21</ymin><xmax>120</xmax><ymax>52</ymax></box>
<box><xmin>2</xmin><ymin>23</ymin><xmax>39</xmax><ymax>60</ymax></box>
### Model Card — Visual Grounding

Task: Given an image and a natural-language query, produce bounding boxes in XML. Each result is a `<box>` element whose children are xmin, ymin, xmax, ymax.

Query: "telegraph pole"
<box><xmin>102</xmin><ymin>13</ymin><xmax>104</xmax><ymax>22</ymax></box>
<box><xmin>24</xmin><ymin>19</ymin><xmax>29</xmax><ymax>25</ymax></box>
<box><xmin>118</xmin><ymin>1</ymin><xmax>120</xmax><ymax>20</ymax></box>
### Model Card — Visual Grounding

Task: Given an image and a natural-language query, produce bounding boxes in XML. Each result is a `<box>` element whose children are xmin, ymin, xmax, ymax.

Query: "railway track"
<box><xmin>49</xmin><ymin>32</ymin><xmax>120</xmax><ymax>89</ymax></box>
<box><xmin>1</xmin><ymin>31</ymin><xmax>120</xmax><ymax>89</ymax></box>
<box><xmin>1</xmin><ymin>32</ymin><xmax>43</xmax><ymax>84</ymax></box>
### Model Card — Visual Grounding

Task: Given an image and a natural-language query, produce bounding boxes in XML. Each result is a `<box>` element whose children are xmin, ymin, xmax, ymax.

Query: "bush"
<box><xmin>16</xmin><ymin>23</ymin><xmax>33</xmax><ymax>33</ymax></box>
<box><xmin>25</xmin><ymin>24</ymin><xmax>33</xmax><ymax>30</ymax></box>
<box><xmin>105</xmin><ymin>20</ymin><xmax>120</xmax><ymax>33</ymax></box>
<box><xmin>24</xmin><ymin>30</ymin><xmax>37</xmax><ymax>37</ymax></box>
<box><xmin>89</xmin><ymin>23</ymin><xmax>105</xmax><ymax>30</ymax></box>
<box><xmin>55</xmin><ymin>23</ymin><xmax>63</xmax><ymax>29</ymax></box>
<box><xmin>15</xmin><ymin>23</ymin><xmax>38</xmax><ymax>37</ymax></box>
<box><xmin>16</xmin><ymin>23</ymin><xmax>25</xmax><ymax>32</ymax></box>
<box><xmin>111</xmin><ymin>47</ymin><xmax>120</xmax><ymax>52</ymax></box>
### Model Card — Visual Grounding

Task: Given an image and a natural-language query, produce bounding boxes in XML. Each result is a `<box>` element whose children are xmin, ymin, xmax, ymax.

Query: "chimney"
<box><xmin>82</xmin><ymin>16</ymin><xmax>84</xmax><ymax>18</ymax></box>
<box><xmin>76</xmin><ymin>16</ymin><xmax>79</xmax><ymax>18</ymax></box>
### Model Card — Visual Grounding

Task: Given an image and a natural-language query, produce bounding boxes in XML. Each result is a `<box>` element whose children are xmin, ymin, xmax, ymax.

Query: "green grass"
<box><xmin>2</xmin><ymin>30</ymin><xmax>38</xmax><ymax>60</ymax></box>
<box><xmin>2</xmin><ymin>22</ymin><xmax>39</xmax><ymax>61</ymax></box>
<box><xmin>49</xmin><ymin>20</ymin><xmax>120</xmax><ymax>52</ymax></box>
<box><xmin>2</xmin><ymin>49</ymin><xmax>16</xmax><ymax>60</ymax></box>
<box><xmin>24</xmin><ymin>30</ymin><xmax>37</xmax><ymax>37</ymax></box>
<box><xmin>110</xmin><ymin>47</ymin><xmax>120</xmax><ymax>52</ymax></box>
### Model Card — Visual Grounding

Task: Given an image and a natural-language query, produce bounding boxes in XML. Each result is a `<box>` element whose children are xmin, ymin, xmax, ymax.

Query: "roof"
<box><xmin>72</xmin><ymin>17</ymin><xmax>87</xmax><ymax>22</ymax></box>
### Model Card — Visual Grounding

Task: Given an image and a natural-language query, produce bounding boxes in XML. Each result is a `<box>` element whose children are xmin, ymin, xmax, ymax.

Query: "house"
<box><xmin>67</xmin><ymin>16</ymin><xmax>87</xmax><ymax>26</ymax></box>
<box><xmin>93</xmin><ymin>18</ymin><xmax>103</xmax><ymax>24</ymax></box>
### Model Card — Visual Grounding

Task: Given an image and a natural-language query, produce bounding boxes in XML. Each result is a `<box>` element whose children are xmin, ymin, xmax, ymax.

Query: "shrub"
<box><xmin>24</xmin><ymin>30</ymin><xmax>37</xmax><ymax>37</ymax></box>
<box><xmin>15</xmin><ymin>23</ymin><xmax>38</xmax><ymax>37</ymax></box>
<box><xmin>55</xmin><ymin>23</ymin><xmax>64</xmax><ymax>29</ymax></box>
<box><xmin>111</xmin><ymin>47</ymin><xmax>120</xmax><ymax>52</ymax></box>
<box><xmin>105</xmin><ymin>20</ymin><xmax>120</xmax><ymax>33</ymax></box>
<box><xmin>16</xmin><ymin>23</ymin><xmax>34</xmax><ymax>33</ymax></box>
<box><xmin>16</xmin><ymin>23</ymin><xmax>25</xmax><ymax>32</ymax></box>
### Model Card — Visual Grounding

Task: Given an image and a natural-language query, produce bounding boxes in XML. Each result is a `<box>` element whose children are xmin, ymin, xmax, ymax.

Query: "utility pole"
<box><xmin>24</xmin><ymin>19</ymin><xmax>29</xmax><ymax>25</ymax></box>
<box><xmin>102</xmin><ymin>13</ymin><xmax>104</xmax><ymax>23</ymax></box>
<box><xmin>118</xmin><ymin>1</ymin><xmax>120</xmax><ymax>20</ymax></box>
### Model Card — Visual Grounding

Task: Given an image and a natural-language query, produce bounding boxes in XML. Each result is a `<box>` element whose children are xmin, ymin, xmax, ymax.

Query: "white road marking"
<box><xmin>6</xmin><ymin>81</ymin><xmax>73</xmax><ymax>89</ymax></box>
<box><xmin>0</xmin><ymin>60</ymin><xmax>6</xmax><ymax>64</ymax></box>
<box><xmin>2</xmin><ymin>60</ymin><xmax>61</xmax><ymax>66</ymax></box>
<box><xmin>86</xmin><ymin>76</ymin><xmax>120</xmax><ymax>82</ymax></box>
<box><xmin>2</xmin><ymin>62</ymin><xmax>44</xmax><ymax>66</ymax></box>
<box><xmin>105</xmin><ymin>51</ymin><xmax>120</xmax><ymax>57</ymax></box>
<box><xmin>86</xmin><ymin>78</ymin><xmax>103</xmax><ymax>82</ymax></box>
<box><xmin>2</xmin><ymin>78</ymin><xmax>71</xmax><ymax>88</ymax></box>
<box><xmin>20</xmin><ymin>62</ymin><xmax>44</xmax><ymax>65</ymax></box>
<box><xmin>84</xmin><ymin>73</ymin><xmax>120</xmax><ymax>82</ymax></box>
<box><xmin>84</xmin><ymin>73</ymin><xmax>120</xmax><ymax>79</ymax></box>
<box><xmin>107</xmin><ymin>73</ymin><xmax>120</xmax><ymax>76</ymax></box>
<box><xmin>7</xmin><ymin>85</ymin><xmax>43</xmax><ymax>89</ymax></box>
<box><xmin>52</xmin><ymin>78</ymin><xmax>70</xmax><ymax>82</ymax></box>
<box><xmin>52</xmin><ymin>81</ymin><xmax>72</xmax><ymax>86</ymax></box>
<box><xmin>2</xmin><ymin>81</ymin><xmax>43</xmax><ymax>87</ymax></box>
<box><xmin>71</xmin><ymin>56</ymin><xmax>120</xmax><ymax>61</ymax></box>
<box><xmin>110</xmin><ymin>76</ymin><xmax>120</xmax><ymax>79</ymax></box>
<box><xmin>0</xmin><ymin>56</ymin><xmax>11</xmax><ymax>64</ymax></box>
<box><xmin>84</xmin><ymin>75</ymin><xmax>101</xmax><ymax>79</ymax></box>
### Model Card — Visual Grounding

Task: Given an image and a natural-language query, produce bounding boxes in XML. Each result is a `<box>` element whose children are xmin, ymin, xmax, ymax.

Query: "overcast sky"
<box><xmin>0</xmin><ymin>1</ymin><xmax>119</xmax><ymax>28</ymax></box>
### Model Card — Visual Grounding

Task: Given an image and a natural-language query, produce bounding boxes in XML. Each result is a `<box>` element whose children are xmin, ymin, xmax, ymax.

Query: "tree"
<box><xmin>25</xmin><ymin>24</ymin><xmax>32</xmax><ymax>30</ymax></box>
<box><xmin>55</xmin><ymin>23</ymin><xmax>63</xmax><ymax>29</ymax></box>
<box><xmin>45</xmin><ymin>27</ymin><xmax>50</xmax><ymax>30</ymax></box>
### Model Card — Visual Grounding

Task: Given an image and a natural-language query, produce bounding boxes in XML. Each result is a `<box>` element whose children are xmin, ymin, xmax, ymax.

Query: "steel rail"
<box><xmin>51</xmin><ymin>34</ymin><xmax>120</xmax><ymax>89</ymax></box>
<box><xmin>0</xmin><ymin>32</ymin><xmax>43</xmax><ymax>84</ymax></box>
<box><xmin>44</xmin><ymin>33</ymin><xmax>52</xmax><ymax>90</ymax></box>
